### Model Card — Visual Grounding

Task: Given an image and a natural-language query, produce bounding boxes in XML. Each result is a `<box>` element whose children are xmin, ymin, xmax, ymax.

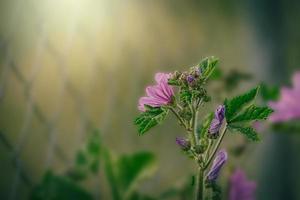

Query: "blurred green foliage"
<box><xmin>30</xmin><ymin>171</ymin><xmax>93</xmax><ymax>200</ymax></box>
<box><xmin>260</xmin><ymin>83</ymin><xmax>280</xmax><ymax>102</ymax></box>
<box><xmin>30</xmin><ymin>130</ymin><xmax>158</xmax><ymax>200</ymax></box>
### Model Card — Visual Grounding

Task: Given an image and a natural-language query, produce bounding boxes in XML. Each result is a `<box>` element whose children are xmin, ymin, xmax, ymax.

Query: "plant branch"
<box><xmin>204</xmin><ymin>139</ymin><xmax>213</xmax><ymax>162</ymax></box>
<box><xmin>193</xmin><ymin>109</ymin><xmax>199</xmax><ymax>144</ymax></box>
<box><xmin>204</xmin><ymin>124</ymin><xmax>228</xmax><ymax>170</ymax></box>
<box><xmin>196</xmin><ymin>167</ymin><xmax>204</xmax><ymax>200</ymax></box>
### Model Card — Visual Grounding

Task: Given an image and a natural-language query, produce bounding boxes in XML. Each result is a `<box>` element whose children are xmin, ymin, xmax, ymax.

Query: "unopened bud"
<box><xmin>176</xmin><ymin>137</ymin><xmax>191</xmax><ymax>151</ymax></box>
<box><xmin>208</xmin><ymin>105</ymin><xmax>225</xmax><ymax>139</ymax></box>
<box><xmin>206</xmin><ymin>149</ymin><xmax>228</xmax><ymax>182</ymax></box>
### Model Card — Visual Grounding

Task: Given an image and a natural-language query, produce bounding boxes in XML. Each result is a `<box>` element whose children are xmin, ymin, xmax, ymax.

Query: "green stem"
<box><xmin>189</xmin><ymin>104</ymin><xmax>198</xmax><ymax>146</ymax></box>
<box><xmin>196</xmin><ymin>167</ymin><xmax>204</xmax><ymax>200</ymax></box>
<box><xmin>193</xmin><ymin>109</ymin><xmax>199</xmax><ymax>144</ymax></box>
<box><xmin>204</xmin><ymin>139</ymin><xmax>213</xmax><ymax>162</ymax></box>
<box><xmin>189</xmin><ymin>131</ymin><xmax>196</xmax><ymax>147</ymax></box>
<box><xmin>204</xmin><ymin>124</ymin><xmax>228</xmax><ymax>169</ymax></box>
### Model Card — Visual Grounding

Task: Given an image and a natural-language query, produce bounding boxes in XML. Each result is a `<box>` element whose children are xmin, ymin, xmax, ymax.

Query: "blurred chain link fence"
<box><xmin>0</xmin><ymin>1</ymin><xmax>270</xmax><ymax>199</ymax></box>
<box><xmin>0</xmin><ymin>32</ymin><xmax>96</xmax><ymax>200</ymax></box>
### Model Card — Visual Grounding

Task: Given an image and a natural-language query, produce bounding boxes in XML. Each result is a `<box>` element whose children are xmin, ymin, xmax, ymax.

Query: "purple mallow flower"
<box><xmin>175</xmin><ymin>137</ymin><xmax>191</xmax><ymax>151</ymax></box>
<box><xmin>208</xmin><ymin>105</ymin><xmax>225</xmax><ymax>138</ymax></box>
<box><xmin>206</xmin><ymin>149</ymin><xmax>227</xmax><ymax>182</ymax></box>
<box><xmin>229</xmin><ymin>169</ymin><xmax>256</xmax><ymax>200</ymax></box>
<box><xmin>268</xmin><ymin>71</ymin><xmax>300</xmax><ymax>122</ymax></box>
<box><xmin>138</xmin><ymin>73</ymin><xmax>174</xmax><ymax>112</ymax></box>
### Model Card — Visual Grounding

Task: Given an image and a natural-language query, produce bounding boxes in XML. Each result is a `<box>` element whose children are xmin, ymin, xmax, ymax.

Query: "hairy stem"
<box><xmin>196</xmin><ymin>167</ymin><xmax>204</xmax><ymax>200</ymax></box>
<box><xmin>204</xmin><ymin>139</ymin><xmax>213</xmax><ymax>162</ymax></box>
<box><xmin>193</xmin><ymin>109</ymin><xmax>199</xmax><ymax>144</ymax></box>
<box><xmin>204</xmin><ymin>124</ymin><xmax>228</xmax><ymax>169</ymax></box>
<box><xmin>189</xmin><ymin>104</ymin><xmax>198</xmax><ymax>146</ymax></box>
<box><xmin>192</xmin><ymin>102</ymin><xmax>204</xmax><ymax>200</ymax></box>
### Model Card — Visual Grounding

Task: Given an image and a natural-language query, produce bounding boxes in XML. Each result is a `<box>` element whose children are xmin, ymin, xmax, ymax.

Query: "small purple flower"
<box><xmin>175</xmin><ymin>137</ymin><xmax>191</xmax><ymax>151</ymax></box>
<box><xmin>186</xmin><ymin>75</ymin><xmax>195</xmax><ymax>84</ymax></box>
<box><xmin>209</xmin><ymin>105</ymin><xmax>225</xmax><ymax>138</ymax></box>
<box><xmin>229</xmin><ymin>169</ymin><xmax>256</xmax><ymax>200</ymax></box>
<box><xmin>206</xmin><ymin>149</ymin><xmax>227</xmax><ymax>182</ymax></box>
<box><xmin>269</xmin><ymin>71</ymin><xmax>300</xmax><ymax>122</ymax></box>
<box><xmin>138</xmin><ymin>73</ymin><xmax>174</xmax><ymax>112</ymax></box>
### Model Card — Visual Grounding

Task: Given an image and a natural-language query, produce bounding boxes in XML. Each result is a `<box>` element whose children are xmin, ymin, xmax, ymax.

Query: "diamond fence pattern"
<box><xmin>0</xmin><ymin>8</ymin><xmax>103</xmax><ymax>197</ymax></box>
<box><xmin>0</xmin><ymin>1</ymin><xmax>250</xmax><ymax>199</ymax></box>
<box><xmin>0</xmin><ymin>38</ymin><xmax>95</xmax><ymax>198</ymax></box>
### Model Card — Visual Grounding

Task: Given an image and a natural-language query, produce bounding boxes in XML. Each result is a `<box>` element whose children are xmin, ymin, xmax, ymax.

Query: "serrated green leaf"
<box><xmin>134</xmin><ymin>106</ymin><xmax>169</xmax><ymax>135</ymax></box>
<box><xmin>198</xmin><ymin>56</ymin><xmax>219</xmax><ymax>80</ymax></box>
<box><xmin>224</xmin><ymin>86</ymin><xmax>260</xmax><ymax>121</ymax></box>
<box><xmin>229</xmin><ymin>105</ymin><xmax>273</xmax><ymax>123</ymax></box>
<box><xmin>229</xmin><ymin>125</ymin><xmax>260</xmax><ymax>141</ymax></box>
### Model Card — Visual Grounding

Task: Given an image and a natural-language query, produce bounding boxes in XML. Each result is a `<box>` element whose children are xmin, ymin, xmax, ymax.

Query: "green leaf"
<box><xmin>260</xmin><ymin>82</ymin><xmax>280</xmax><ymax>101</ymax></box>
<box><xmin>229</xmin><ymin>105</ymin><xmax>273</xmax><ymax>123</ymax></box>
<box><xmin>198</xmin><ymin>56</ymin><xmax>219</xmax><ymax>81</ymax></box>
<box><xmin>30</xmin><ymin>171</ymin><xmax>93</xmax><ymax>200</ymax></box>
<box><xmin>134</xmin><ymin>106</ymin><xmax>169</xmax><ymax>135</ymax></box>
<box><xmin>210</xmin><ymin>66</ymin><xmax>223</xmax><ymax>80</ymax></box>
<box><xmin>229</xmin><ymin>125</ymin><xmax>260</xmax><ymax>141</ymax></box>
<box><xmin>168</xmin><ymin>79</ymin><xmax>180</xmax><ymax>86</ymax></box>
<box><xmin>103</xmin><ymin>150</ymin><xmax>156</xmax><ymax>200</ymax></box>
<box><xmin>179</xmin><ymin>88</ymin><xmax>192</xmax><ymax>104</ymax></box>
<box><xmin>116</xmin><ymin>152</ymin><xmax>156</xmax><ymax>196</ymax></box>
<box><xmin>224</xmin><ymin>86</ymin><xmax>260</xmax><ymax>121</ymax></box>
<box><xmin>103</xmin><ymin>149</ymin><xmax>121</xmax><ymax>200</ymax></box>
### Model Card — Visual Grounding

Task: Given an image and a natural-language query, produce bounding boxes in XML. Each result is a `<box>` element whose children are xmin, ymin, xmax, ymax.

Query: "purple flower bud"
<box><xmin>208</xmin><ymin>105</ymin><xmax>225</xmax><ymax>138</ymax></box>
<box><xmin>186</xmin><ymin>75</ymin><xmax>195</xmax><ymax>84</ymax></box>
<box><xmin>176</xmin><ymin>137</ymin><xmax>191</xmax><ymax>151</ymax></box>
<box><xmin>206</xmin><ymin>149</ymin><xmax>227</xmax><ymax>182</ymax></box>
<box><xmin>191</xmin><ymin>66</ymin><xmax>201</xmax><ymax>78</ymax></box>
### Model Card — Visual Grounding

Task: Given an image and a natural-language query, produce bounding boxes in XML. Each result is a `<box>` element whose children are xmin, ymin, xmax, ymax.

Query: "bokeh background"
<box><xmin>0</xmin><ymin>0</ymin><xmax>300</xmax><ymax>199</ymax></box>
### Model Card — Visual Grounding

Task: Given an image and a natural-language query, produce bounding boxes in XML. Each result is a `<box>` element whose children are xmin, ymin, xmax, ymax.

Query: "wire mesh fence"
<box><xmin>0</xmin><ymin>1</ymin><xmax>270</xmax><ymax>199</ymax></box>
